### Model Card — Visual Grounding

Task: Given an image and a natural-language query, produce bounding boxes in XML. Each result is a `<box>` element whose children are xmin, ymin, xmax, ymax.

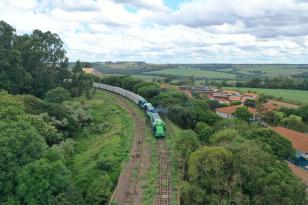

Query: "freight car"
<box><xmin>93</xmin><ymin>83</ymin><xmax>166</xmax><ymax>138</ymax></box>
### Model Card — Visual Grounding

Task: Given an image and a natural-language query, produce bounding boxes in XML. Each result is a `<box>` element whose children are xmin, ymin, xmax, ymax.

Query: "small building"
<box><xmin>228</xmin><ymin>96</ymin><xmax>242</xmax><ymax>102</ymax></box>
<box><xmin>223</xmin><ymin>90</ymin><xmax>240</xmax><ymax>96</ymax></box>
<box><xmin>243</xmin><ymin>92</ymin><xmax>258</xmax><ymax>99</ymax></box>
<box><xmin>272</xmin><ymin>126</ymin><xmax>308</xmax><ymax>170</ymax></box>
<box><xmin>288</xmin><ymin>162</ymin><xmax>308</xmax><ymax>187</ymax></box>
<box><xmin>82</xmin><ymin>67</ymin><xmax>101</xmax><ymax>76</ymax></box>
<box><xmin>215</xmin><ymin>105</ymin><xmax>257</xmax><ymax>120</ymax></box>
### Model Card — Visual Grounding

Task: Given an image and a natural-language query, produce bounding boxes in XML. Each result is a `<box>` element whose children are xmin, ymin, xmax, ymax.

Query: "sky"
<box><xmin>1</xmin><ymin>0</ymin><xmax>308</xmax><ymax>63</ymax></box>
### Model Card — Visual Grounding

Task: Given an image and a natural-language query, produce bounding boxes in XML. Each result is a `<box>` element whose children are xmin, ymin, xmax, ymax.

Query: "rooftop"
<box><xmin>272</xmin><ymin>126</ymin><xmax>308</xmax><ymax>153</ymax></box>
<box><xmin>215</xmin><ymin>105</ymin><xmax>257</xmax><ymax>115</ymax></box>
<box><xmin>288</xmin><ymin>162</ymin><xmax>308</xmax><ymax>185</ymax></box>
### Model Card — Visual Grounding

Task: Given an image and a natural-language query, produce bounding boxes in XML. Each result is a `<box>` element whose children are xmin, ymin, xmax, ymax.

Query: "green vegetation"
<box><xmin>101</xmin><ymin>75</ymin><xmax>306</xmax><ymax>205</ymax></box>
<box><xmin>235</xmin><ymin>64</ymin><xmax>307</xmax><ymax>77</ymax></box>
<box><xmin>0</xmin><ymin>20</ymin><xmax>96</xmax><ymax>99</ymax></box>
<box><xmin>45</xmin><ymin>87</ymin><xmax>71</xmax><ymax>103</ymax></box>
<box><xmin>0</xmin><ymin>92</ymin><xmax>82</xmax><ymax>204</ymax></box>
<box><xmin>69</xmin><ymin>91</ymin><xmax>134</xmax><ymax>204</ymax></box>
<box><xmin>148</xmin><ymin>68</ymin><xmax>236</xmax><ymax>79</ymax></box>
<box><xmin>224</xmin><ymin>87</ymin><xmax>308</xmax><ymax>104</ymax></box>
<box><xmin>263</xmin><ymin>106</ymin><xmax>308</xmax><ymax>132</ymax></box>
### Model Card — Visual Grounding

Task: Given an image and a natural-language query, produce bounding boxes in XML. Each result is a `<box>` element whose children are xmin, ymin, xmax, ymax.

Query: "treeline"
<box><xmin>0</xmin><ymin>91</ymin><xmax>91</xmax><ymax>204</ymax></box>
<box><xmin>101</xmin><ymin>75</ymin><xmax>307</xmax><ymax>205</ymax></box>
<box><xmin>231</xmin><ymin>77</ymin><xmax>308</xmax><ymax>90</ymax></box>
<box><xmin>0</xmin><ymin>21</ymin><xmax>102</xmax><ymax>204</ymax></box>
<box><xmin>0</xmin><ymin>20</ymin><xmax>95</xmax><ymax>98</ymax></box>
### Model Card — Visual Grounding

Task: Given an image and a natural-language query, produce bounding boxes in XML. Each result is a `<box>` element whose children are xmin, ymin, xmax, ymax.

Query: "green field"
<box><xmin>69</xmin><ymin>90</ymin><xmax>134</xmax><ymax>204</ymax></box>
<box><xmin>235</xmin><ymin>65</ymin><xmax>308</xmax><ymax>77</ymax></box>
<box><xmin>131</xmin><ymin>74</ymin><xmax>165</xmax><ymax>82</ymax></box>
<box><xmin>147</xmin><ymin>68</ymin><xmax>237</xmax><ymax>79</ymax></box>
<box><xmin>224</xmin><ymin>87</ymin><xmax>308</xmax><ymax>104</ymax></box>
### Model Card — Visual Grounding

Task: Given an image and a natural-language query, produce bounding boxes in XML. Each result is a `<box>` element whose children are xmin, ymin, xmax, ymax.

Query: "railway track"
<box><xmin>109</xmin><ymin>95</ymin><xmax>146</xmax><ymax>205</ymax></box>
<box><xmin>156</xmin><ymin>139</ymin><xmax>171</xmax><ymax>205</ymax></box>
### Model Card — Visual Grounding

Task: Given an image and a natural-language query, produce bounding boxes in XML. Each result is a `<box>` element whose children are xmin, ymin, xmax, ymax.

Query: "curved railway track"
<box><xmin>99</xmin><ymin>87</ymin><xmax>172</xmax><ymax>205</ymax></box>
<box><xmin>109</xmin><ymin>95</ymin><xmax>146</xmax><ymax>205</ymax></box>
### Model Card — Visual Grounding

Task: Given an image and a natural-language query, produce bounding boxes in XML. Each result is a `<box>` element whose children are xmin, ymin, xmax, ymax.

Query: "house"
<box><xmin>228</xmin><ymin>96</ymin><xmax>242</xmax><ymax>102</ymax></box>
<box><xmin>215</xmin><ymin>105</ymin><xmax>257</xmax><ymax>120</ymax></box>
<box><xmin>223</xmin><ymin>90</ymin><xmax>240</xmax><ymax>96</ymax></box>
<box><xmin>272</xmin><ymin>126</ymin><xmax>308</xmax><ymax>170</ymax></box>
<box><xmin>243</xmin><ymin>92</ymin><xmax>258</xmax><ymax>99</ymax></box>
<box><xmin>288</xmin><ymin>162</ymin><xmax>308</xmax><ymax>187</ymax></box>
<box><xmin>82</xmin><ymin>67</ymin><xmax>101</xmax><ymax>76</ymax></box>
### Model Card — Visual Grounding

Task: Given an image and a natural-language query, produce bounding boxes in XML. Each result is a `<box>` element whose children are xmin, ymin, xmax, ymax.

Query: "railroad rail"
<box><xmin>156</xmin><ymin>139</ymin><xmax>171</xmax><ymax>205</ymax></box>
<box><xmin>108</xmin><ymin>97</ymin><xmax>145</xmax><ymax>205</ymax></box>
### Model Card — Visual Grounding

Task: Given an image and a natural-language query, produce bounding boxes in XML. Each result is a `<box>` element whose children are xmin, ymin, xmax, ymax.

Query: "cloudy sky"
<box><xmin>1</xmin><ymin>0</ymin><xmax>308</xmax><ymax>63</ymax></box>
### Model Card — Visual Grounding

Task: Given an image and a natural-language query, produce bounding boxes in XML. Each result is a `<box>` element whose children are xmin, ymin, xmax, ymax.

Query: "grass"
<box><xmin>69</xmin><ymin>90</ymin><xmax>134</xmax><ymax>204</ymax></box>
<box><xmin>164</xmin><ymin>118</ymin><xmax>182</xmax><ymax>205</ymax></box>
<box><xmin>147</xmin><ymin>68</ymin><xmax>237</xmax><ymax>79</ymax></box>
<box><xmin>224</xmin><ymin>87</ymin><xmax>308</xmax><ymax>105</ymax></box>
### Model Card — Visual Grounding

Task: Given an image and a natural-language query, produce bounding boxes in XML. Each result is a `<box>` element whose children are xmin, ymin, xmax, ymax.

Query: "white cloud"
<box><xmin>0</xmin><ymin>0</ymin><xmax>308</xmax><ymax>63</ymax></box>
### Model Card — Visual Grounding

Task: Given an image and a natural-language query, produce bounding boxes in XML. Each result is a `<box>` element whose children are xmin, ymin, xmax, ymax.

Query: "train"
<box><xmin>93</xmin><ymin>83</ymin><xmax>166</xmax><ymax>138</ymax></box>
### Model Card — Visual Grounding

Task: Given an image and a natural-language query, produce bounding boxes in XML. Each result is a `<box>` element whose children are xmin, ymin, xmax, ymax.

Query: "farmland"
<box><xmin>224</xmin><ymin>87</ymin><xmax>308</xmax><ymax>104</ymax></box>
<box><xmin>92</xmin><ymin>62</ymin><xmax>308</xmax><ymax>81</ymax></box>
<box><xmin>147</xmin><ymin>68</ymin><xmax>237</xmax><ymax>79</ymax></box>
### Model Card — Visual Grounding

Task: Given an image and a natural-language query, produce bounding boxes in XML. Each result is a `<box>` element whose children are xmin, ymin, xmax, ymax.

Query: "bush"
<box><xmin>45</xmin><ymin>87</ymin><xmax>71</xmax><ymax>103</ymax></box>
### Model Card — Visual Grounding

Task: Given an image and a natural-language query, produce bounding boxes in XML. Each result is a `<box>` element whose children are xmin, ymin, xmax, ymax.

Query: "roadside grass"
<box><xmin>147</xmin><ymin>68</ymin><xmax>236</xmax><ymax>79</ymax></box>
<box><xmin>69</xmin><ymin>90</ymin><xmax>134</xmax><ymax>204</ymax></box>
<box><xmin>224</xmin><ymin>86</ymin><xmax>308</xmax><ymax>105</ymax></box>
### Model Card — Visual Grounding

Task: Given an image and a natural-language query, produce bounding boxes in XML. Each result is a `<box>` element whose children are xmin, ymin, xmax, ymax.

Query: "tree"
<box><xmin>208</xmin><ymin>128</ymin><xmax>241</xmax><ymax>145</ymax></box>
<box><xmin>174</xmin><ymin>130</ymin><xmax>200</xmax><ymax>178</ymax></box>
<box><xmin>175</xmin><ymin>130</ymin><xmax>200</xmax><ymax>162</ymax></box>
<box><xmin>18</xmin><ymin>29</ymin><xmax>69</xmax><ymax>97</ymax></box>
<box><xmin>0</xmin><ymin>92</ymin><xmax>25</xmax><ymax>120</ymax></box>
<box><xmin>45</xmin><ymin>87</ymin><xmax>71</xmax><ymax>103</ymax></box>
<box><xmin>195</xmin><ymin>122</ymin><xmax>214</xmax><ymax>143</ymax></box>
<box><xmin>137</xmin><ymin>85</ymin><xmax>160</xmax><ymax>99</ymax></box>
<box><xmin>207</xmin><ymin>99</ymin><xmax>220</xmax><ymax>110</ymax></box>
<box><xmin>233</xmin><ymin>107</ymin><xmax>253</xmax><ymax>123</ymax></box>
<box><xmin>17</xmin><ymin>158</ymin><xmax>70</xmax><ymax>205</ymax></box>
<box><xmin>231</xmin><ymin>141</ymin><xmax>307</xmax><ymax>205</ymax></box>
<box><xmin>0</xmin><ymin>121</ymin><xmax>46</xmax><ymax>203</ymax></box>
<box><xmin>280</xmin><ymin>114</ymin><xmax>308</xmax><ymax>132</ymax></box>
<box><xmin>185</xmin><ymin>146</ymin><xmax>247</xmax><ymax>205</ymax></box>
<box><xmin>243</xmin><ymin>128</ymin><xmax>295</xmax><ymax>160</ymax></box>
<box><xmin>0</xmin><ymin>21</ymin><xmax>32</xmax><ymax>94</ymax></box>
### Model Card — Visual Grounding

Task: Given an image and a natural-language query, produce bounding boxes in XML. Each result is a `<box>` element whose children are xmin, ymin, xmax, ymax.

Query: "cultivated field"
<box><xmin>224</xmin><ymin>87</ymin><xmax>308</xmax><ymax>104</ymax></box>
<box><xmin>148</xmin><ymin>68</ymin><xmax>237</xmax><ymax>79</ymax></box>
<box><xmin>234</xmin><ymin>65</ymin><xmax>308</xmax><ymax>77</ymax></box>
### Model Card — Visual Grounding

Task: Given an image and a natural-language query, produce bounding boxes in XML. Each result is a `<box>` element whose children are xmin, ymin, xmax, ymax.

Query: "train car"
<box><xmin>138</xmin><ymin>98</ymin><xmax>147</xmax><ymax>109</ymax></box>
<box><xmin>144</xmin><ymin>103</ymin><xmax>157</xmax><ymax>117</ymax></box>
<box><xmin>94</xmin><ymin>83</ymin><xmax>166</xmax><ymax>138</ymax></box>
<box><xmin>149</xmin><ymin>112</ymin><xmax>166</xmax><ymax>138</ymax></box>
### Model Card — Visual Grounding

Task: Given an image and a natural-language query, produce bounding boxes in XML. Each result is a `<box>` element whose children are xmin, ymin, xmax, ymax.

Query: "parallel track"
<box><xmin>156</xmin><ymin>139</ymin><xmax>171</xmax><ymax>205</ymax></box>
